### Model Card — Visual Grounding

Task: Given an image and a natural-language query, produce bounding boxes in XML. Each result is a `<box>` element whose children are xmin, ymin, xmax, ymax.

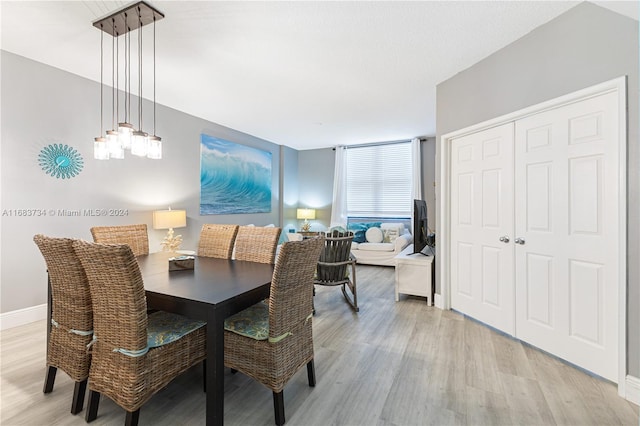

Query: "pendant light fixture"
<box><xmin>93</xmin><ymin>1</ymin><xmax>164</xmax><ymax>160</ymax></box>
<box><xmin>118</xmin><ymin>26</ymin><xmax>134</xmax><ymax>150</ymax></box>
<box><xmin>130</xmin><ymin>6</ymin><xmax>148</xmax><ymax>157</ymax></box>
<box><xmin>146</xmin><ymin>15</ymin><xmax>162</xmax><ymax>159</ymax></box>
<box><xmin>94</xmin><ymin>23</ymin><xmax>109</xmax><ymax>160</ymax></box>
<box><xmin>107</xmin><ymin>19</ymin><xmax>125</xmax><ymax>159</ymax></box>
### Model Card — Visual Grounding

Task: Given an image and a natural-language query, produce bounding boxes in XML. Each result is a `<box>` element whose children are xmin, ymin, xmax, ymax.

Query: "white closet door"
<box><xmin>451</xmin><ymin>123</ymin><xmax>515</xmax><ymax>334</ymax></box>
<box><xmin>514</xmin><ymin>91</ymin><xmax>619</xmax><ymax>381</ymax></box>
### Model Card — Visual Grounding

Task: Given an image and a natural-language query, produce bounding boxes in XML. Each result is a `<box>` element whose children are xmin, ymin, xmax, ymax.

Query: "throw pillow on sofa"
<box><xmin>365</xmin><ymin>227</ymin><xmax>384</xmax><ymax>243</ymax></box>
<box><xmin>353</xmin><ymin>230</ymin><xmax>366</xmax><ymax>243</ymax></box>
<box><xmin>383</xmin><ymin>228</ymin><xmax>399</xmax><ymax>243</ymax></box>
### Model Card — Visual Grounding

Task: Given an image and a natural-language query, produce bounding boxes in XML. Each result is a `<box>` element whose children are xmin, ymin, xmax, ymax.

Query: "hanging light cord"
<box><xmin>115</xmin><ymin>27</ymin><xmax>119</xmax><ymax>125</ymax></box>
<box><xmin>99</xmin><ymin>24</ymin><xmax>103</xmax><ymax>135</ymax></box>
<box><xmin>138</xmin><ymin>7</ymin><xmax>143</xmax><ymax>131</ymax></box>
<box><xmin>153</xmin><ymin>15</ymin><xmax>156</xmax><ymax>136</ymax></box>
<box><xmin>129</xmin><ymin>25</ymin><xmax>132</xmax><ymax>124</ymax></box>
<box><xmin>111</xmin><ymin>18</ymin><xmax>116</xmax><ymax>131</ymax></box>
<box><xmin>123</xmin><ymin>18</ymin><xmax>127</xmax><ymax>124</ymax></box>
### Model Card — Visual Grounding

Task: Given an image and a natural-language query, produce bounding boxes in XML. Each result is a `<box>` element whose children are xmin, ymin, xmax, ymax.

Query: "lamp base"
<box><xmin>160</xmin><ymin>228</ymin><xmax>183</xmax><ymax>252</ymax></box>
<box><xmin>301</xmin><ymin>220</ymin><xmax>311</xmax><ymax>232</ymax></box>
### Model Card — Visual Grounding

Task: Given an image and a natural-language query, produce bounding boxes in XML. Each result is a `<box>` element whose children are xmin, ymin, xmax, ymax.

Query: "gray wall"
<box><xmin>0</xmin><ymin>51</ymin><xmax>296</xmax><ymax>313</ymax></box>
<box><xmin>280</xmin><ymin>145</ymin><xmax>300</xmax><ymax>233</ymax></box>
<box><xmin>421</xmin><ymin>137</ymin><xmax>436</xmax><ymax>231</ymax></box>
<box><xmin>297</xmin><ymin>148</ymin><xmax>336</xmax><ymax>231</ymax></box>
<box><xmin>435</xmin><ymin>3</ymin><xmax>639</xmax><ymax>377</ymax></box>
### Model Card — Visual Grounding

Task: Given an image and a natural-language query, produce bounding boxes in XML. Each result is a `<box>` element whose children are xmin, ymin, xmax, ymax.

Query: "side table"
<box><xmin>394</xmin><ymin>244</ymin><xmax>434</xmax><ymax>305</ymax></box>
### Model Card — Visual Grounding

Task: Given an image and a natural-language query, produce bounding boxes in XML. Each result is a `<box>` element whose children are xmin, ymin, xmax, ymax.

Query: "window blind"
<box><xmin>345</xmin><ymin>142</ymin><xmax>412</xmax><ymax>218</ymax></box>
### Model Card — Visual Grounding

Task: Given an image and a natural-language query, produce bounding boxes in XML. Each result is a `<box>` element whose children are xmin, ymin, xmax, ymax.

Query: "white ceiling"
<box><xmin>1</xmin><ymin>1</ymin><xmax>637</xmax><ymax>150</ymax></box>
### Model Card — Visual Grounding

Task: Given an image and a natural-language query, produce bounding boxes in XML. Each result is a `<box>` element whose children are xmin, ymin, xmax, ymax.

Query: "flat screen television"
<box><xmin>413</xmin><ymin>199</ymin><xmax>429</xmax><ymax>255</ymax></box>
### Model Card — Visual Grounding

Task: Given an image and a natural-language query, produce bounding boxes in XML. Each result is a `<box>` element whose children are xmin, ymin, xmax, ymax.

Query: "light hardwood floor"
<box><xmin>1</xmin><ymin>265</ymin><xmax>638</xmax><ymax>425</ymax></box>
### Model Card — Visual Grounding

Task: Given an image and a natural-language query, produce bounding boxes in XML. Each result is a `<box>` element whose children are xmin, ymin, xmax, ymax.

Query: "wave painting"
<box><xmin>200</xmin><ymin>135</ymin><xmax>272</xmax><ymax>215</ymax></box>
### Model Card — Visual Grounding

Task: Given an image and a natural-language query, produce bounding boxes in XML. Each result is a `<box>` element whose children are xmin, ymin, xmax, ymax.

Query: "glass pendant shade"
<box><xmin>106</xmin><ymin>130</ymin><xmax>124</xmax><ymax>159</ymax></box>
<box><xmin>118</xmin><ymin>122</ymin><xmax>134</xmax><ymax>149</ymax></box>
<box><xmin>147</xmin><ymin>135</ymin><xmax>162</xmax><ymax>159</ymax></box>
<box><xmin>131</xmin><ymin>130</ymin><xmax>148</xmax><ymax>156</ymax></box>
<box><xmin>94</xmin><ymin>137</ymin><xmax>109</xmax><ymax>160</ymax></box>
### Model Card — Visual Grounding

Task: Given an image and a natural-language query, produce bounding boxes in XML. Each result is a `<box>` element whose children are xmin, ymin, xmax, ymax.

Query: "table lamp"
<box><xmin>153</xmin><ymin>208</ymin><xmax>187</xmax><ymax>252</ymax></box>
<box><xmin>296</xmin><ymin>208</ymin><xmax>316</xmax><ymax>232</ymax></box>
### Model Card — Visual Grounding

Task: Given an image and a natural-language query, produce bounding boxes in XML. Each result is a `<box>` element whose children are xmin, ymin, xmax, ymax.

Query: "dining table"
<box><xmin>137</xmin><ymin>252</ymin><xmax>274</xmax><ymax>426</ymax></box>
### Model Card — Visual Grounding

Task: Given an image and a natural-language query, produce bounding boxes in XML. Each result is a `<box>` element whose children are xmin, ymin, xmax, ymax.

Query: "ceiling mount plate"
<box><xmin>93</xmin><ymin>1</ymin><xmax>164</xmax><ymax>37</ymax></box>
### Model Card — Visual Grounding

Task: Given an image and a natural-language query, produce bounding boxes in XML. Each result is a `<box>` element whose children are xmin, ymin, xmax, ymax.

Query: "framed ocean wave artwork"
<box><xmin>200</xmin><ymin>134</ymin><xmax>272</xmax><ymax>215</ymax></box>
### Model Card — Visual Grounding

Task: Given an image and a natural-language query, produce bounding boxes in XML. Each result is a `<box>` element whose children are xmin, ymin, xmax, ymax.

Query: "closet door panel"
<box><xmin>451</xmin><ymin>123</ymin><xmax>515</xmax><ymax>334</ymax></box>
<box><xmin>514</xmin><ymin>91</ymin><xmax>619</xmax><ymax>382</ymax></box>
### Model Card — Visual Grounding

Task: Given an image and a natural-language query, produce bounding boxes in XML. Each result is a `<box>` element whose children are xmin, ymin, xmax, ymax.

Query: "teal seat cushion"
<box><xmin>224</xmin><ymin>300</ymin><xmax>269</xmax><ymax>341</ymax></box>
<box><xmin>147</xmin><ymin>311</ymin><xmax>207</xmax><ymax>349</ymax></box>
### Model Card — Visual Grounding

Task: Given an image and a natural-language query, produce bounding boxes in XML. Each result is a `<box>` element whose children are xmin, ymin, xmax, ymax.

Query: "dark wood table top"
<box><xmin>137</xmin><ymin>252</ymin><xmax>274</xmax><ymax>307</ymax></box>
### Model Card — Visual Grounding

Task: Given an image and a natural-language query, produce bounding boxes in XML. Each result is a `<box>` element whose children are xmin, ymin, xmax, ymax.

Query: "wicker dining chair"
<box><xmin>234</xmin><ymin>226</ymin><xmax>282</xmax><ymax>264</ymax></box>
<box><xmin>90</xmin><ymin>224</ymin><xmax>149</xmax><ymax>256</ymax></box>
<box><xmin>72</xmin><ymin>240</ymin><xmax>207</xmax><ymax>426</ymax></box>
<box><xmin>224</xmin><ymin>236</ymin><xmax>325</xmax><ymax>426</ymax></box>
<box><xmin>313</xmin><ymin>230</ymin><xmax>358</xmax><ymax>312</ymax></box>
<box><xmin>197</xmin><ymin>224</ymin><xmax>239</xmax><ymax>259</ymax></box>
<box><xmin>33</xmin><ymin>234</ymin><xmax>93</xmax><ymax>415</ymax></box>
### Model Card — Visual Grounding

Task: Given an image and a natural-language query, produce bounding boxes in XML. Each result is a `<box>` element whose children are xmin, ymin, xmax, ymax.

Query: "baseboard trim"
<box><xmin>626</xmin><ymin>375</ymin><xmax>640</xmax><ymax>406</ymax></box>
<box><xmin>434</xmin><ymin>293</ymin><xmax>443</xmax><ymax>309</ymax></box>
<box><xmin>0</xmin><ymin>304</ymin><xmax>47</xmax><ymax>331</ymax></box>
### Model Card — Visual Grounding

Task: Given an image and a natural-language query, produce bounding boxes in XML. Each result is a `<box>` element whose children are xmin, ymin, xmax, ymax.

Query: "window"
<box><xmin>346</xmin><ymin>142</ymin><xmax>412</xmax><ymax>218</ymax></box>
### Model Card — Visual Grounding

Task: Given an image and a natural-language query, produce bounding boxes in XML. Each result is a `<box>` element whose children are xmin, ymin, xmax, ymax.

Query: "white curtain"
<box><xmin>330</xmin><ymin>146</ymin><xmax>348</xmax><ymax>229</ymax></box>
<box><xmin>410</xmin><ymin>138</ymin><xmax>422</xmax><ymax>235</ymax></box>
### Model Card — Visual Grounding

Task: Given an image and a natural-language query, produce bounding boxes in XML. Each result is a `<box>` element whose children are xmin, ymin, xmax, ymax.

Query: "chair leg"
<box><xmin>341</xmin><ymin>262</ymin><xmax>359</xmax><ymax>312</ymax></box>
<box><xmin>272</xmin><ymin>391</ymin><xmax>285</xmax><ymax>426</ymax></box>
<box><xmin>43</xmin><ymin>366</ymin><xmax>57</xmax><ymax>393</ymax></box>
<box><xmin>125</xmin><ymin>409</ymin><xmax>140</xmax><ymax>426</ymax></box>
<box><xmin>70</xmin><ymin>379</ymin><xmax>87</xmax><ymax>414</ymax></box>
<box><xmin>85</xmin><ymin>390</ymin><xmax>100</xmax><ymax>423</ymax></box>
<box><xmin>351</xmin><ymin>274</ymin><xmax>358</xmax><ymax>311</ymax></box>
<box><xmin>341</xmin><ymin>282</ymin><xmax>359</xmax><ymax>312</ymax></box>
<box><xmin>307</xmin><ymin>360</ymin><xmax>316</xmax><ymax>387</ymax></box>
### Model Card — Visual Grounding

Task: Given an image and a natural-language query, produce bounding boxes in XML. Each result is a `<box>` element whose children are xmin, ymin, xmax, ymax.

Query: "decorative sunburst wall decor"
<box><xmin>38</xmin><ymin>144</ymin><xmax>84</xmax><ymax>179</ymax></box>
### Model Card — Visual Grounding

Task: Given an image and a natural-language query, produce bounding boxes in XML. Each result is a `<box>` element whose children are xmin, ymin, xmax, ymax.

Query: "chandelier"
<box><xmin>93</xmin><ymin>1</ymin><xmax>164</xmax><ymax>160</ymax></box>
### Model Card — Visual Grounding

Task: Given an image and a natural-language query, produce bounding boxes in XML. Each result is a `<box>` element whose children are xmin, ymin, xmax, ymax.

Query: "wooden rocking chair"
<box><xmin>313</xmin><ymin>230</ymin><xmax>358</xmax><ymax>312</ymax></box>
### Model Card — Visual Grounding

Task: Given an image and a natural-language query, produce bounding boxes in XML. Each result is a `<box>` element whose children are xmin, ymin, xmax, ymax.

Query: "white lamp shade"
<box><xmin>131</xmin><ymin>131</ymin><xmax>148</xmax><ymax>156</ymax></box>
<box><xmin>153</xmin><ymin>209</ymin><xmax>186</xmax><ymax>230</ymax></box>
<box><xmin>296</xmin><ymin>208</ymin><xmax>316</xmax><ymax>220</ymax></box>
<box><xmin>147</xmin><ymin>135</ymin><xmax>162</xmax><ymax>159</ymax></box>
<box><xmin>94</xmin><ymin>137</ymin><xmax>109</xmax><ymax>160</ymax></box>
<box><xmin>106</xmin><ymin>130</ymin><xmax>124</xmax><ymax>159</ymax></box>
<box><xmin>118</xmin><ymin>122</ymin><xmax>133</xmax><ymax>149</ymax></box>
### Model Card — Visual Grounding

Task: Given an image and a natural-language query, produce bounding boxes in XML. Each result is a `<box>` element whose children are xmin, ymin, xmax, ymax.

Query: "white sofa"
<box><xmin>350</xmin><ymin>223</ymin><xmax>412</xmax><ymax>266</ymax></box>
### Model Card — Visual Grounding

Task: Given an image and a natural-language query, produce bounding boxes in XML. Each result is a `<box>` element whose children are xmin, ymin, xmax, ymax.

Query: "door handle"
<box><xmin>499</xmin><ymin>236</ymin><xmax>510</xmax><ymax>243</ymax></box>
<box><xmin>515</xmin><ymin>237</ymin><xmax>525</xmax><ymax>245</ymax></box>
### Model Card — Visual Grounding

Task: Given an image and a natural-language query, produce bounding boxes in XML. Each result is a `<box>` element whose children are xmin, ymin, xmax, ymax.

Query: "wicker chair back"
<box><xmin>234</xmin><ymin>226</ymin><xmax>282</xmax><ymax>264</ymax></box>
<box><xmin>90</xmin><ymin>224</ymin><xmax>149</xmax><ymax>257</ymax></box>
<box><xmin>197</xmin><ymin>224</ymin><xmax>239</xmax><ymax>259</ymax></box>
<box><xmin>33</xmin><ymin>234</ymin><xmax>93</xmax><ymax>414</ymax></box>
